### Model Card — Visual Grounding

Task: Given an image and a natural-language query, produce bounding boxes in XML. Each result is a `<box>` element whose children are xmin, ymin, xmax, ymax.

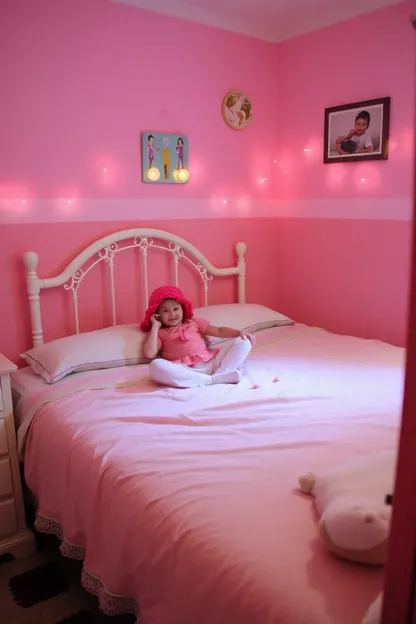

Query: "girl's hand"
<box><xmin>347</xmin><ymin>129</ymin><xmax>356</xmax><ymax>139</ymax></box>
<box><xmin>150</xmin><ymin>314</ymin><xmax>162</xmax><ymax>329</ymax></box>
<box><xmin>240</xmin><ymin>331</ymin><xmax>255</xmax><ymax>346</ymax></box>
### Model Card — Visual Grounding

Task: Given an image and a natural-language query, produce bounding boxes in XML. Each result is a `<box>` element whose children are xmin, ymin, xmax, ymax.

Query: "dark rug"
<box><xmin>0</xmin><ymin>532</ymin><xmax>136</xmax><ymax>624</ymax></box>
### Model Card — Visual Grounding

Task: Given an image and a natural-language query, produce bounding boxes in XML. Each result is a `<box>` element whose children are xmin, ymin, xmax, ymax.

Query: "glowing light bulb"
<box><xmin>260</xmin><ymin>177</ymin><xmax>267</xmax><ymax>183</ymax></box>
<box><xmin>304</xmin><ymin>148</ymin><xmax>310</xmax><ymax>152</ymax></box>
<box><xmin>223</xmin><ymin>199</ymin><xmax>227</xmax><ymax>204</ymax></box>
<box><xmin>103</xmin><ymin>167</ymin><xmax>108</xmax><ymax>172</ymax></box>
<box><xmin>177</xmin><ymin>168</ymin><xmax>190</xmax><ymax>183</ymax></box>
<box><xmin>22</xmin><ymin>200</ymin><xmax>26</xmax><ymax>204</ymax></box>
<box><xmin>68</xmin><ymin>200</ymin><xmax>72</xmax><ymax>203</ymax></box>
<box><xmin>361</xmin><ymin>177</ymin><xmax>366</xmax><ymax>183</ymax></box>
<box><xmin>273</xmin><ymin>160</ymin><xmax>277</xmax><ymax>163</ymax></box>
<box><xmin>147</xmin><ymin>167</ymin><xmax>161</xmax><ymax>182</ymax></box>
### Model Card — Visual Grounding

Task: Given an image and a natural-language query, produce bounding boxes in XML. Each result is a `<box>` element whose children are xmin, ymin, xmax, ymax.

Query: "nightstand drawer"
<box><xmin>0</xmin><ymin>420</ymin><xmax>7</xmax><ymax>455</ymax></box>
<box><xmin>0</xmin><ymin>459</ymin><xmax>13</xmax><ymax>498</ymax></box>
<box><xmin>0</xmin><ymin>353</ymin><xmax>35</xmax><ymax>557</ymax></box>
<box><xmin>0</xmin><ymin>499</ymin><xmax>17</xmax><ymax>540</ymax></box>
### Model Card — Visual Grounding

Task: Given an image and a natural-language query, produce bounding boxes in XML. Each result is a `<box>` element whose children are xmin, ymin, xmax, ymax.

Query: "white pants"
<box><xmin>149</xmin><ymin>337</ymin><xmax>252</xmax><ymax>388</ymax></box>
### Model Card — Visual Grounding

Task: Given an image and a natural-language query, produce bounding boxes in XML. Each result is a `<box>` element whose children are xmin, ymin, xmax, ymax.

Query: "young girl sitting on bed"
<box><xmin>141</xmin><ymin>285</ymin><xmax>254</xmax><ymax>388</ymax></box>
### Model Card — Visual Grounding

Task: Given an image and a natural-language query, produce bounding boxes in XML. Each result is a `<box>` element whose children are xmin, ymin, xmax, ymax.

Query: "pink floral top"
<box><xmin>157</xmin><ymin>318</ymin><xmax>219</xmax><ymax>366</ymax></box>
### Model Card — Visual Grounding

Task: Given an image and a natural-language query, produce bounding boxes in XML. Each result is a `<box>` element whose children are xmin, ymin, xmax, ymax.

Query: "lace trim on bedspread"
<box><xmin>35</xmin><ymin>513</ymin><xmax>141</xmax><ymax>620</ymax></box>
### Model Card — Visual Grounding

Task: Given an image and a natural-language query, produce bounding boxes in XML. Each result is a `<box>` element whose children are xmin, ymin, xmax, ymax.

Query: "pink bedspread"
<box><xmin>14</xmin><ymin>324</ymin><xmax>404</xmax><ymax>624</ymax></box>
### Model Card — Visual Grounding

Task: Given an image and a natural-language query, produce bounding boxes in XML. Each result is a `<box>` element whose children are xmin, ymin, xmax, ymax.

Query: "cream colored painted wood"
<box><xmin>0</xmin><ymin>354</ymin><xmax>35</xmax><ymax>558</ymax></box>
<box><xmin>23</xmin><ymin>228</ymin><xmax>247</xmax><ymax>348</ymax></box>
<box><xmin>0</xmin><ymin>499</ymin><xmax>17</xmax><ymax>540</ymax></box>
<box><xmin>0</xmin><ymin>420</ymin><xmax>8</xmax><ymax>455</ymax></box>
<box><xmin>0</xmin><ymin>459</ymin><xmax>13</xmax><ymax>498</ymax></box>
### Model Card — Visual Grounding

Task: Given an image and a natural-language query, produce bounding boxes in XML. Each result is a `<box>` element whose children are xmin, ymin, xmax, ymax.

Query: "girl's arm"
<box><xmin>335</xmin><ymin>134</ymin><xmax>349</xmax><ymax>154</ymax></box>
<box><xmin>205</xmin><ymin>324</ymin><xmax>255</xmax><ymax>345</ymax></box>
<box><xmin>336</xmin><ymin>129</ymin><xmax>355</xmax><ymax>143</ymax></box>
<box><xmin>357</xmin><ymin>146</ymin><xmax>375</xmax><ymax>154</ymax></box>
<box><xmin>143</xmin><ymin>316</ymin><xmax>162</xmax><ymax>359</ymax></box>
<box><xmin>336</xmin><ymin>134</ymin><xmax>348</xmax><ymax>144</ymax></box>
<box><xmin>335</xmin><ymin>130</ymin><xmax>356</xmax><ymax>154</ymax></box>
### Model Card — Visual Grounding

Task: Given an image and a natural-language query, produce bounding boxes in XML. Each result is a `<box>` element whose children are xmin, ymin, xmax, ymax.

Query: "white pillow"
<box><xmin>20</xmin><ymin>324</ymin><xmax>148</xmax><ymax>384</ymax></box>
<box><xmin>193</xmin><ymin>303</ymin><xmax>293</xmax><ymax>344</ymax></box>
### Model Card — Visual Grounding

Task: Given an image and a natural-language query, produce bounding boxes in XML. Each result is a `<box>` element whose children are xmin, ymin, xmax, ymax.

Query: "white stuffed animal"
<box><xmin>362</xmin><ymin>592</ymin><xmax>383</xmax><ymax>624</ymax></box>
<box><xmin>299</xmin><ymin>451</ymin><xmax>396</xmax><ymax>565</ymax></box>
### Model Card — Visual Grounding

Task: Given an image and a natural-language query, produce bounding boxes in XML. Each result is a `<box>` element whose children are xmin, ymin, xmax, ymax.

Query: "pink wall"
<box><xmin>0</xmin><ymin>0</ymin><xmax>278</xmax><ymax>209</ymax></box>
<box><xmin>272</xmin><ymin>0</ymin><xmax>416</xmax><ymax>346</ymax></box>
<box><xmin>275</xmin><ymin>1</ymin><xmax>415</xmax><ymax>202</ymax></box>
<box><xmin>1</xmin><ymin>0</ymin><xmax>415</xmax><ymax>363</ymax></box>
<box><xmin>0</xmin><ymin>0</ymin><xmax>278</xmax><ymax>362</ymax></box>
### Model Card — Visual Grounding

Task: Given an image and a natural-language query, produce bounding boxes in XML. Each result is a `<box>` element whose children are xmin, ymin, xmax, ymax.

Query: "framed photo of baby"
<box><xmin>323</xmin><ymin>97</ymin><xmax>390</xmax><ymax>164</ymax></box>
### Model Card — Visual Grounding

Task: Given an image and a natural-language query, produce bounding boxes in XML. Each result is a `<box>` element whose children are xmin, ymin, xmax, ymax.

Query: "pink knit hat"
<box><xmin>140</xmin><ymin>285</ymin><xmax>194</xmax><ymax>332</ymax></box>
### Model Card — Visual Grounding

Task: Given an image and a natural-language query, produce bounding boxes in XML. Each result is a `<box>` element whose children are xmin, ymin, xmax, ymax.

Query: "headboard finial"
<box><xmin>236</xmin><ymin>242</ymin><xmax>247</xmax><ymax>259</ymax></box>
<box><xmin>23</xmin><ymin>251</ymin><xmax>39</xmax><ymax>272</ymax></box>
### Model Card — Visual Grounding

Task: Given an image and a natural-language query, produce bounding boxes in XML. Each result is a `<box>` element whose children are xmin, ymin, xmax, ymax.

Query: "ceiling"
<box><xmin>111</xmin><ymin>0</ymin><xmax>407</xmax><ymax>42</ymax></box>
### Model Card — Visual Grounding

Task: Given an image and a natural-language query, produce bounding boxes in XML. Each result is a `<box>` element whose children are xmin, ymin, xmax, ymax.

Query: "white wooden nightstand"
<box><xmin>0</xmin><ymin>354</ymin><xmax>35</xmax><ymax>558</ymax></box>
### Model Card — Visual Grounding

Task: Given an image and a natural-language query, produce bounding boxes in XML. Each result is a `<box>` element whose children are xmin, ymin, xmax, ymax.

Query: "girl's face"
<box><xmin>149</xmin><ymin>137</ymin><xmax>154</xmax><ymax>145</ymax></box>
<box><xmin>354</xmin><ymin>118</ymin><xmax>369</xmax><ymax>135</ymax></box>
<box><xmin>157</xmin><ymin>298</ymin><xmax>183</xmax><ymax>327</ymax></box>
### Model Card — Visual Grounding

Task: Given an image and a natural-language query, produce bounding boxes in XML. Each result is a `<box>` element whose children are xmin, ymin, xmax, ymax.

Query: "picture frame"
<box><xmin>221</xmin><ymin>91</ymin><xmax>253</xmax><ymax>131</ymax></box>
<box><xmin>141</xmin><ymin>132</ymin><xmax>189</xmax><ymax>184</ymax></box>
<box><xmin>323</xmin><ymin>96</ymin><xmax>390</xmax><ymax>164</ymax></box>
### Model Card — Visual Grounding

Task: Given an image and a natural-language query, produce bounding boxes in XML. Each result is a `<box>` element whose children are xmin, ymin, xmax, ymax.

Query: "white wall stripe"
<box><xmin>0</xmin><ymin>197</ymin><xmax>412</xmax><ymax>224</ymax></box>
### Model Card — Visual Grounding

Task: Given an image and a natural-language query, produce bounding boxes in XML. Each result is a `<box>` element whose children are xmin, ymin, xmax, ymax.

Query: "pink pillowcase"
<box><xmin>20</xmin><ymin>324</ymin><xmax>148</xmax><ymax>384</ymax></box>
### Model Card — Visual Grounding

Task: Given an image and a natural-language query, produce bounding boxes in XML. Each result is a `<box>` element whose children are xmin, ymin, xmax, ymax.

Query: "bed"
<box><xmin>12</xmin><ymin>228</ymin><xmax>404</xmax><ymax>624</ymax></box>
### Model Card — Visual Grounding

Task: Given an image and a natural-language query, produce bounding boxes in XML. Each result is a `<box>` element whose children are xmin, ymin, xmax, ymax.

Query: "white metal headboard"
<box><xmin>23</xmin><ymin>228</ymin><xmax>247</xmax><ymax>348</ymax></box>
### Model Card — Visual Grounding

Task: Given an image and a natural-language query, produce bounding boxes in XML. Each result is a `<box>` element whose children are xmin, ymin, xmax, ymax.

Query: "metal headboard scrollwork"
<box><xmin>23</xmin><ymin>228</ymin><xmax>247</xmax><ymax>348</ymax></box>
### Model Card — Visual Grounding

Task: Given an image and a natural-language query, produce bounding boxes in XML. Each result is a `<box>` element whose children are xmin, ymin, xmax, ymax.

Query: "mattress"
<box><xmin>12</xmin><ymin>323</ymin><xmax>405</xmax><ymax>624</ymax></box>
